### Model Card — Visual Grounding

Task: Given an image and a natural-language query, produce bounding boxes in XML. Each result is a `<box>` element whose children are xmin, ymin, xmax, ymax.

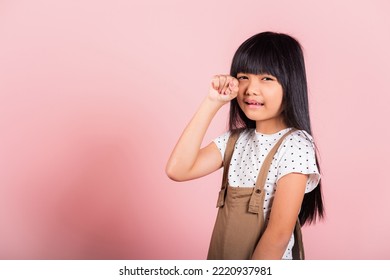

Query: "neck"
<box><xmin>255</xmin><ymin>119</ymin><xmax>287</xmax><ymax>134</ymax></box>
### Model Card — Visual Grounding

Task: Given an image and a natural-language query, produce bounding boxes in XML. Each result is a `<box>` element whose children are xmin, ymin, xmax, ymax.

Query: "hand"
<box><xmin>208</xmin><ymin>75</ymin><xmax>239</xmax><ymax>104</ymax></box>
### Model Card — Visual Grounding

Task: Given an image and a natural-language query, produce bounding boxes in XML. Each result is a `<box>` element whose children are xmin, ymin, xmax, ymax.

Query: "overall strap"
<box><xmin>216</xmin><ymin>129</ymin><xmax>241</xmax><ymax>208</ymax></box>
<box><xmin>248</xmin><ymin>129</ymin><xmax>296</xmax><ymax>213</ymax></box>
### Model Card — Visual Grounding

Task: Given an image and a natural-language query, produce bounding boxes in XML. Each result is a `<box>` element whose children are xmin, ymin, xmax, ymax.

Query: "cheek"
<box><xmin>237</xmin><ymin>86</ymin><xmax>246</xmax><ymax>96</ymax></box>
<box><xmin>274</xmin><ymin>97</ymin><xmax>284</xmax><ymax>110</ymax></box>
<box><xmin>276</xmin><ymin>94</ymin><xmax>284</xmax><ymax>106</ymax></box>
<box><xmin>236</xmin><ymin>98</ymin><xmax>245</xmax><ymax>109</ymax></box>
<box><xmin>276</xmin><ymin>96</ymin><xmax>285</xmax><ymax>113</ymax></box>
<box><xmin>236</xmin><ymin>88</ymin><xmax>245</xmax><ymax>102</ymax></box>
<box><xmin>270</xmin><ymin>88</ymin><xmax>284</xmax><ymax>104</ymax></box>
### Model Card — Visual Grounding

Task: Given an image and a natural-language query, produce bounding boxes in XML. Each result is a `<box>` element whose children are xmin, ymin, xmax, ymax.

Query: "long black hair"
<box><xmin>229</xmin><ymin>31</ymin><xmax>324</xmax><ymax>225</ymax></box>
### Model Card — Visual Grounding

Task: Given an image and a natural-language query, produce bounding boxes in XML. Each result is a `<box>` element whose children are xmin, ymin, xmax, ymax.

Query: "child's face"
<box><xmin>236</xmin><ymin>72</ymin><xmax>285</xmax><ymax>133</ymax></box>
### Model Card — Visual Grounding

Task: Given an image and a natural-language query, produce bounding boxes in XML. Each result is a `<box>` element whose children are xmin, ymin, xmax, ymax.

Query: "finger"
<box><xmin>230</xmin><ymin>77</ymin><xmax>239</xmax><ymax>88</ymax></box>
<box><xmin>218</xmin><ymin>76</ymin><xmax>226</xmax><ymax>93</ymax></box>
<box><xmin>220</xmin><ymin>75</ymin><xmax>233</xmax><ymax>95</ymax></box>
<box><xmin>229</xmin><ymin>78</ymin><xmax>239</xmax><ymax>94</ymax></box>
<box><xmin>211</xmin><ymin>75</ymin><xmax>220</xmax><ymax>90</ymax></box>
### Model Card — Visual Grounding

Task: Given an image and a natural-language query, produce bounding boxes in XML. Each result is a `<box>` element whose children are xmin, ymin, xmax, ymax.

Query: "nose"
<box><xmin>245</xmin><ymin>79</ymin><xmax>260</xmax><ymax>96</ymax></box>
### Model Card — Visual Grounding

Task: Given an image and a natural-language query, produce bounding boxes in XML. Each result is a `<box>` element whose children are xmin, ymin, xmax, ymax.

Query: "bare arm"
<box><xmin>166</xmin><ymin>75</ymin><xmax>238</xmax><ymax>182</ymax></box>
<box><xmin>251</xmin><ymin>173</ymin><xmax>307</xmax><ymax>259</ymax></box>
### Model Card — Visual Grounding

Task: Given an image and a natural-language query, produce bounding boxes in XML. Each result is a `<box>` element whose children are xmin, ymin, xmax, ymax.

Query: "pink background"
<box><xmin>1</xmin><ymin>0</ymin><xmax>389</xmax><ymax>259</ymax></box>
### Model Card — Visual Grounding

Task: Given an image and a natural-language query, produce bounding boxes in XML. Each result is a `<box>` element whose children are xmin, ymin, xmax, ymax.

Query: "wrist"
<box><xmin>204</xmin><ymin>95</ymin><xmax>227</xmax><ymax>111</ymax></box>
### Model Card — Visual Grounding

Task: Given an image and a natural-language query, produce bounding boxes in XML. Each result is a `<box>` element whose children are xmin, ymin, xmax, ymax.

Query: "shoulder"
<box><xmin>276</xmin><ymin>129</ymin><xmax>318</xmax><ymax>168</ymax></box>
<box><xmin>282</xmin><ymin>129</ymin><xmax>316</xmax><ymax>151</ymax></box>
<box><xmin>213</xmin><ymin>128</ymin><xmax>254</xmax><ymax>157</ymax></box>
<box><xmin>277</xmin><ymin>129</ymin><xmax>320</xmax><ymax>193</ymax></box>
<box><xmin>214</xmin><ymin>131</ymin><xmax>231</xmax><ymax>145</ymax></box>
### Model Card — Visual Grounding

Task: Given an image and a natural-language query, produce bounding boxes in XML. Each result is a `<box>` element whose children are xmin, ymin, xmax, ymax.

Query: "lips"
<box><xmin>244</xmin><ymin>99</ymin><xmax>264</xmax><ymax>106</ymax></box>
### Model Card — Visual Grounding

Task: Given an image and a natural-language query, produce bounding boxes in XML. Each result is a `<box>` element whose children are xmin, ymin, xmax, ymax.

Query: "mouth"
<box><xmin>244</xmin><ymin>99</ymin><xmax>264</xmax><ymax>106</ymax></box>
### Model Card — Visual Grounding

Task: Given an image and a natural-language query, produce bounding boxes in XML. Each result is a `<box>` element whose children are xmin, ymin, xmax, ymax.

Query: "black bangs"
<box><xmin>230</xmin><ymin>33</ymin><xmax>284</xmax><ymax>80</ymax></box>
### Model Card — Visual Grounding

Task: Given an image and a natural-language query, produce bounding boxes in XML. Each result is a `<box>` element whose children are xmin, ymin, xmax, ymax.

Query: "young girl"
<box><xmin>166</xmin><ymin>31</ymin><xmax>324</xmax><ymax>260</ymax></box>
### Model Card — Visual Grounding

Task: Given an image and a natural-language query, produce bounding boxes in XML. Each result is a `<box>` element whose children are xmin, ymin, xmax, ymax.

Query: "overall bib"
<box><xmin>207</xmin><ymin>129</ymin><xmax>305</xmax><ymax>260</ymax></box>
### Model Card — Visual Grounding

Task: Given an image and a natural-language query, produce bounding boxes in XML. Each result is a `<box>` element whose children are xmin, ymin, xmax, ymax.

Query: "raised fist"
<box><xmin>208</xmin><ymin>75</ymin><xmax>239</xmax><ymax>103</ymax></box>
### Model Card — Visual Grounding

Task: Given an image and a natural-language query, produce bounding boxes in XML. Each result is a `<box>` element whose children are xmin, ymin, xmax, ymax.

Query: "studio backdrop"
<box><xmin>1</xmin><ymin>0</ymin><xmax>389</xmax><ymax>259</ymax></box>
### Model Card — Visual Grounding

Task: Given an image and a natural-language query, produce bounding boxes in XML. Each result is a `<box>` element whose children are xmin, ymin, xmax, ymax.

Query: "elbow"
<box><xmin>166</xmin><ymin>170</ymin><xmax>182</xmax><ymax>182</ymax></box>
<box><xmin>166</xmin><ymin>158</ymin><xmax>195</xmax><ymax>182</ymax></box>
<box><xmin>165</xmin><ymin>164</ymin><xmax>185</xmax><ymax>182</ymax></box>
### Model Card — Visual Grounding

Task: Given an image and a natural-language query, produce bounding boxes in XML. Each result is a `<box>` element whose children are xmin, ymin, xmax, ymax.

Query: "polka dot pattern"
<box><xmin>213</xmin><ymin>128</ymin><xmax>321</xmax><ymax>260</ymax></box>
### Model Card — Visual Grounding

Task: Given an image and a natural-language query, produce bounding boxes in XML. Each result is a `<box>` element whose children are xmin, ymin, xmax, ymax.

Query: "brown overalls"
<box><xmin>207</xmin><ymin>129</ymin><xmax>305</xmax><ymax>260</ymax></box>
